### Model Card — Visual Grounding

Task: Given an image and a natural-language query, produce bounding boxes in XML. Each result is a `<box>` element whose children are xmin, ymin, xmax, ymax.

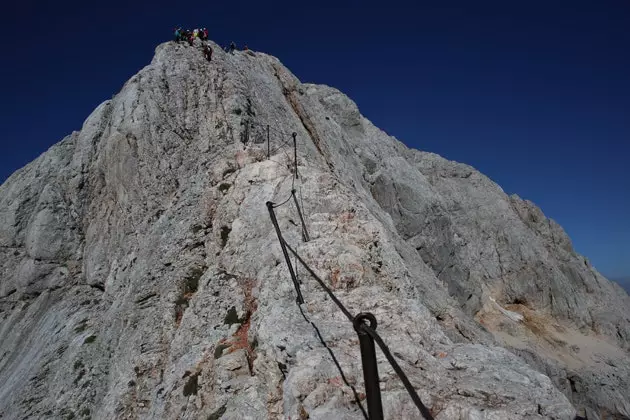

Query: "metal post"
<box><xmin>267</xmin><ymin>125</ymin><xmax>270</xmax><ymax>159</ymax></box>
<box><xmin>292</xmin><ymin>132</ymin><xmax>298</xmax><ymax>179</ymax></box>
<box><xmin>353</xmin><ymin>313</ymin><xmax>384</xmax><ymax>420</ymax></box>
<box><xmin>291</xmin><ymin>189</ymin><xmax>310</xmax><ymax>242</ymax></box>
<box><xmin>266</xmin><ymin>202</ymin><xmax>305</xmax><ymax>304</ymax></box>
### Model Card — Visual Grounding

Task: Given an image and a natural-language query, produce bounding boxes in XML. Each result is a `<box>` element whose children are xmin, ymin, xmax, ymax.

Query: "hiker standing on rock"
<box><xmin>180</xmin><ymin>29</ymin><xmax>190</xmax><ymax>43</ymax></box>
<box><xmin>229</xmin><ymin>41</ymin><xmax>236</xmax><ymax>54</ymax></box>
<box><xmin>203</xmin><ymin>44</ymin><xmax>213</xmax><ymax>62</ymax></box>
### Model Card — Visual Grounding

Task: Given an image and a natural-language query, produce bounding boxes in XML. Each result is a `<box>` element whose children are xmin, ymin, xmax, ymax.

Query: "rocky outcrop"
<box><xmin>0</xmin><ymin>39</ymin><xmax>628</xmax><ymax>419</ymax></box>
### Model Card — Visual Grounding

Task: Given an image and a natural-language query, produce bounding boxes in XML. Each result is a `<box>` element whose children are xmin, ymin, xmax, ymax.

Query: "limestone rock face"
<box><xmin>0</xmin><ymin>40</ymin><xmax>628</xmax><ymax>420</ymax></box>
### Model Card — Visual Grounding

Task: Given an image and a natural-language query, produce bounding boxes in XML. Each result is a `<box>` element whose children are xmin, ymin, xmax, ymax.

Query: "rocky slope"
<box><xmin>0</xmin><ymin>39</ymin><xmax>628</xmax><ymax>420</ymax></box>
<box><xmin>613</xmin><ymin>277</ymin><xmax>630</xmax><ymax>294</ymax></box>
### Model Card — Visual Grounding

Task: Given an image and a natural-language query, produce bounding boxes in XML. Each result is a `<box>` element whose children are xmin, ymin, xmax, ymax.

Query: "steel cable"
<box><xmin>271</xmin><ymin>190</ymin><xmax>294</xmax><ymax>209</ymax></box>
<box><xmin>360</xmin><ymin>324</ymin><xmax>434</xmax><ymax>420</ymax></box>
<box><xmin>262</xmin><ymin>119</ymin><xmax>432</xmax><ymax>420</ymax></box>
<box><xmin>283</xmin><ymin>239</ymin><xmax>433</xmax><ymax>420</ymax></box>
<box><xmin>283</xmin><ymin>240</ymin><xmax>355</xmax><ymax>322</ymax></box>
<box><xmin>296</xmin><ymin>303</ymin><xmax>369</xmax><ymax>419</ymax></box>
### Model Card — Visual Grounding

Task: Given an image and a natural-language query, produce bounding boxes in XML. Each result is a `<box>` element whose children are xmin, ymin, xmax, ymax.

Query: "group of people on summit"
<box><xmin>174</xmin><ymin>27</ymin><xmax>209</xmax><ymax>45</ymax></box>
<box><xmin>173</xmin><ymin>27</ymin><xmax>248</xmax><ymax>62</ymax></box>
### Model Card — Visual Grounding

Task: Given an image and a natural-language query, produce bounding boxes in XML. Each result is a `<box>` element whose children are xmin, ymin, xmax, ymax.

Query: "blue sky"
<box><xmin>1</xmin><ymin>0</ymin><xmax>628</xmax><ymax>280</ymax></box>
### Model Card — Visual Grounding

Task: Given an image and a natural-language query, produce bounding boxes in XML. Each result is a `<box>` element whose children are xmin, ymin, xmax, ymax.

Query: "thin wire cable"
<box><xmin>299</xmin><ymin>185</ymin><xmax>307</xmax><ymax>225</ymax></box>
<box><xmin>262</xmin><ymin>117</ymin><xmax>433</xmax><ymax>420</ymax></box>
<box><xmin>249</xmin><ymin>121</ymin><xmax>301</xmax><ymax>183</ymax></box>
<box><xmin>361</xmin><ymin>325</ymin><xmax>434</xmax><ymax>420</ymax></box>
<box><xmin>297</xmin><ymin>303</ymin><xmax>369</xmax><ymax>419</ymax></box>
<box><xmin>283</xmin><ymin>240</ymin><xmax>355</xmax><ymax>322</ymax></box>
<box><xmin>272</xmin><ymin>190</ymin><xmax>294</xmax><ymax>209</ymax></box>
<box><xmin>288</xmin><ymin>182</ymin><xmax>309</xmax><ymax>242</ymax></box>
<box><xmin>248</xmin><ymin>120</ymin><xmax>293</xmax><ymax>138</ymax></box>
<box><xmin>269</xmin><ymin>138</ymin><xmax>292</xmax><ymax>156</ymax></box>
<box><xmin>284</xmin><ymin>239</ymin><xmax>433</xmax><ymax>420</ymax></box>
<box><xmin>282</xmin><ymin>146</ymin><xmax>294</xmax><ymax>175</ymax></box>
<box><xmin>268</xmin><ymin>157</ymin><xmax>287</xmax><ymax>167</ymax></box>
<box><xmin>267</xmin><ymin>137</ymin><xmax>295</xmax><ymax>175</ymax></box>
<box><xmin>290</xmin><ymin>190</ymin><xmax>300</xmax><ymax>225</ymax></box>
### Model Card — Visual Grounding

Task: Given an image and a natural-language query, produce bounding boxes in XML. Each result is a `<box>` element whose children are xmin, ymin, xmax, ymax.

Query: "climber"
<box><xmin>174</xmin><ymin>27</ymin><xmax>182</xmax><ymax>42</ymax></box>
<box><xmin>229</xmin><ymin>41</ymin><xmax>236</xmax><ymax>54</ymax></box>
<box><xmin>203</xmin><ymin>44</ymin><xmax>213</xmax><ymax>62</ymax></box>
<box><xmin>188</xmin><ymin>32</ymin><xmax>194</xmax><ymax>46</ymax></box>
<box><xmin>193</xmin><ymin>28</ymin><xmax>199</xmax><ymax>38</ymax></box>
<box><xmin>244</xmin><ymin>45</ymin><xmax>249</xmax><ymax>51</ymax></box>
<box><xmin>201</xmin><ymin>28</ymin><xmax>208</xmax><ymax>40</ymax></box>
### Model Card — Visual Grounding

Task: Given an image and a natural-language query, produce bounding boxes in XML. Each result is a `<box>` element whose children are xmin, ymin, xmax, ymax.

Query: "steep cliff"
<box><xmin>0</xmin><ymin>40</ymin><xmax>628</xmax><ymax>420</ymax></box>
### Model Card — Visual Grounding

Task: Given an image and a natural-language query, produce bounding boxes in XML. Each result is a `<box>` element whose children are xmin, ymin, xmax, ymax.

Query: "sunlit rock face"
<box><xmin>0</xmin><ymin>40</ymin><xmax>627</xmax><ymax>419</ymax></box>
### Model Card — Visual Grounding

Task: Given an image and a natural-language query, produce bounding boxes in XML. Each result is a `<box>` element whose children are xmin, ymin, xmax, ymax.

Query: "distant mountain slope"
<box><xmin>613</xmin><ymin>277</ymin><xmax>630</xmax><ymax>293</ymax></box>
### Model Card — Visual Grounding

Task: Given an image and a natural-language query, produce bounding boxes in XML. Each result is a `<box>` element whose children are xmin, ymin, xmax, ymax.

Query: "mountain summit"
<box><xmin>0</xmin><ymin>40</ymin><xmax>628</xmax><ymax>419</ymax></box>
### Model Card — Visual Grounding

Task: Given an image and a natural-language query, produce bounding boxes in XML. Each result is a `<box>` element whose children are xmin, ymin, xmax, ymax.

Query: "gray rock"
<box><xmin>1</xmin><ymin>39</ymin><xmax>627</xmax><ymax>419</ymax></box>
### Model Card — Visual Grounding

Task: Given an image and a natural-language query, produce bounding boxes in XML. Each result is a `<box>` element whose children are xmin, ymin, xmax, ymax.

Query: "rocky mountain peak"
<box><xmin>0</xmin><ymin>39</ymin><xmax>628</xmax><ymax>419</ymax></box>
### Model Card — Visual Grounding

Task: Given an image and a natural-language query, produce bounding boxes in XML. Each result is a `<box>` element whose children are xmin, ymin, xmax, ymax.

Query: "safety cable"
<box><xmin>239</xmin><ymin>118</ymin><xmax>300</xmax><ymax>184</ymax></box>
<box><xmin>299</xmin><ymin>186</ymin><xmax>307</xmax><ymax>226</ymax></box>
<box><xmin>283</xmin><ymin>241</ymin><xmax>354</xmax><ymax>322</ymax></box>
<box><xmin>271</xmin><ymin>190</ymin><xmax>294</xmax><ymax>209</ymax></box>
<box><xmin>282</xmin><ymin>239</ymin><xmax>433</xmax><ymax>420</ymax></box>
<box><xmin>273</xmin><ymin>187</ymin><xmax>308</xmax><ymax>247</ymax></box>
<box><xmin>261</xmin><ymin>120</ymin><xmax>433</xmax><ymax>419</ymax></box>
<box><xmin>265</xmin><ymin>136</ymin><xmax>295</xmax><ymax>176</ymax></box>
<box><xmin>281</xmin><ymin>146</ymin><xmax>295</xmax><ymax>176</ymax></box>
<box><xmin>239</xmin><ymin>118</ymin><xmax>294</xmax><ymax>158</ymax></box>
<box><xmin>297</xmin><ymin>302</ymin><xmax>369</xmax><ymax>419</ymax></box>
<box><xmin>247</xmin><ymin>119</ymin><xmax>293</xmax><ymax>138</ymax></box>
<box><xmin>249</xmin><ymin>109</ymin><xmax>452</xmax><ymax>419</ymax></box>
<box><xmin>269</xmin><ymin>138</ymin><xmax>293</xmax><ymax>156</ymax></box>
<box><xmin>267</xmin><ymin>157</ymin><xmax>287</xmax><ymax>168</ymax></box>
<box><xmin>360</xmin><ymin>324</ymin><xmax>434</xmax><ymax>420</ymax></box>
<box><xmin>271</xmin><ymin>197</ymin><xmax>361</xmax><ymax>417</ymax></box>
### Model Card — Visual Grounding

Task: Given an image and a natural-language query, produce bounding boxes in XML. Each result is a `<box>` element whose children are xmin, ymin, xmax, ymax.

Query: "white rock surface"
<box><xmin>0</xmin><ymin>39</ymin><xmax>628</xmax><ymax>419</ymax></box>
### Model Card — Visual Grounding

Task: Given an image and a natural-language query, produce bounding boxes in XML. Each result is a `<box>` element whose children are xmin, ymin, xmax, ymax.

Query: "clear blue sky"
<box><xmin>1</xmin><ymin>1</ymin><xmax>628</xmax><ymax>280</ymax></box>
